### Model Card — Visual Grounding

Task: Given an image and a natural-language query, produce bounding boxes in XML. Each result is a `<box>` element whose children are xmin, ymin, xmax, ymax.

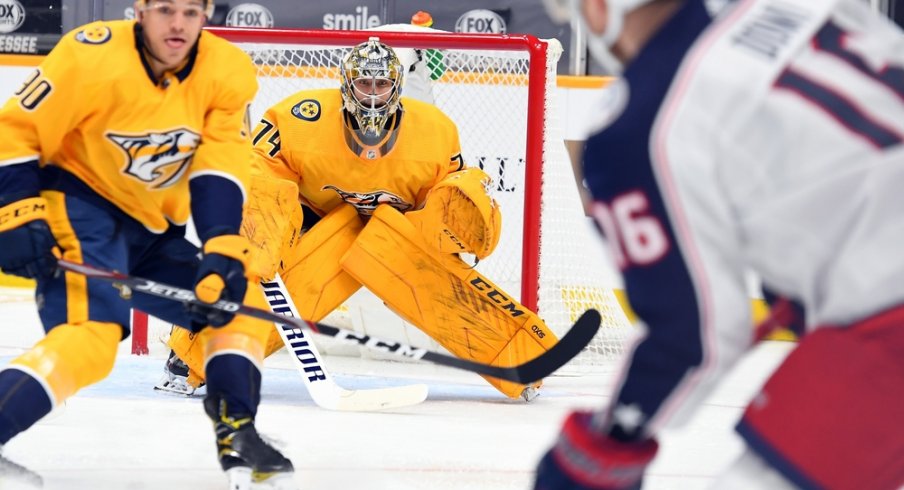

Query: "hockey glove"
<box><xmin>189</xmin><ymin>234</ymin><xmax>251</xmax><ymax>328</ymax></box>
<box><xmin>0</xmin><ymin>197</ymin><xmax>59</xmax><ymax>279</ymax></box>
<box><xmin>534</xmin><ymin>411</ymin><xmax>658</xmax><ymax>490</ymax></box>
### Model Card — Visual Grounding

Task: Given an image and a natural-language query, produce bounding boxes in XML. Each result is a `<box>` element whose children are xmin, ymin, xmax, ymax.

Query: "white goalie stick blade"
<box><xmin>260</xmin><ymin>274</ymin><xmax>429</xmax><ymax>411</ymax></box>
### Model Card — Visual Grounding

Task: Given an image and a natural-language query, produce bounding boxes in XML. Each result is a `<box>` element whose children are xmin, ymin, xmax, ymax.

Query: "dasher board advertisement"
<box><xmin>0</xmin><ymin>0</ymin><xmax>62</xmax><ymax>55</ymax></box>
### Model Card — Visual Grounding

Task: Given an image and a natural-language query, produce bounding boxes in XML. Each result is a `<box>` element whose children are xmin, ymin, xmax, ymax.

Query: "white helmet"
<box><xmin>545</xmin><ymin>0</ymin><xmax>733</xmax><ymax>72</ymax></box>
<box><xmin>542</xmin><ymin>0</ymin><xmax>656</xmax><ymax>73</ymax></box>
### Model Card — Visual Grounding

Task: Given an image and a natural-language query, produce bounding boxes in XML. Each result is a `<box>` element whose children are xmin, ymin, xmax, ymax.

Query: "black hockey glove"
<box><xmin>188</xmin><ymin>235</ymin><xmax>251</xmax><ymax>329</ymax></box>
<box><xmin>0</xmin><ymin>197</ymin><xmax>59</xmax><ymax>279</ymax></box>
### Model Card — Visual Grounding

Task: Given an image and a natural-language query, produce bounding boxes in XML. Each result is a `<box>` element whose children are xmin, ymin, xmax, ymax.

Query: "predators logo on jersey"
<box><xmin>75</xmin><ymin>26</ymin><xmax>112</xmax><ymax>45</ymax></box>
<box><xmin>107</xmin><ymin>128</ymin><xmax>201</xmax><ymax>189</ymax></box>
<box><xmin>291</xmin><ymin>99</ymin><xmax>321</xmax><ymax>122</ymax></box>
<box><xmin>322</xmin><ymin>185</ymin><xmax>412</xmax><ymax>215</ymax></box>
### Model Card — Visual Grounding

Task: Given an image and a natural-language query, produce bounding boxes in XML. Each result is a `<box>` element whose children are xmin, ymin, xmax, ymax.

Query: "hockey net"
<box><xmin>135</xmin><ymin>28</ymin><xmax>634</xmax><ymax>373</ymax></box>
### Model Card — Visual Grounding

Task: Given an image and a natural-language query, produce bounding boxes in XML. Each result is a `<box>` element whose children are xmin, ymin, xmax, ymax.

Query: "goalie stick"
<box><xmin>58</xmin><ymin>259</ymin><xmax>601</xmax><ymax>384</ymax></box>
<box><xmin>261</xmin><ymin>273</ymin><xmax>428</xmax><ymax>411</ymax></box>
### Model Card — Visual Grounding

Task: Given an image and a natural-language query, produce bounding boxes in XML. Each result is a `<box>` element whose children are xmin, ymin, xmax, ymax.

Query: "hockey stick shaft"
<box><xmin>58</xmin><ymin>259</ymin><xmax>601</xmax><ymax>384</ymax></box>
<box><xmin>754</xmin><ymin>297</ymin><xmax>797</xmax><ymax>342</ymax></box>
<box><xmin>261</xmin><ymin>274</ymin><xmax>428</xmax><ymax>411</ymax></box>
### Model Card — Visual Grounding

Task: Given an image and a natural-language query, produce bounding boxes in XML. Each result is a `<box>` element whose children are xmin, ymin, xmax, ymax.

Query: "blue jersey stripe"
<box><xmin>775</xmin><ymin>68</ymin><xmax>902</xmax><ymax>149</ymax></box>
<box><xmin>813</xmin><ymin>22</ymin><xmax>904</xmax><ymax>101</ymax></box>
<box><xmin>582</xmin><ymin>0</ymin><xmax>714</xmax><ymax>441</ymax></box>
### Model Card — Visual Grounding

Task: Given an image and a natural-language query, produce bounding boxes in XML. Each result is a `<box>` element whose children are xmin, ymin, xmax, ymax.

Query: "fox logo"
<box><xmin>322</xmin><ymin>185</ymin><xmax>411</xmax><ymax>215</ymax></box>
<box><xmin>107</xmin><ymin>128</ymin><xmax>201</xmax><ymax>189</ymax></box>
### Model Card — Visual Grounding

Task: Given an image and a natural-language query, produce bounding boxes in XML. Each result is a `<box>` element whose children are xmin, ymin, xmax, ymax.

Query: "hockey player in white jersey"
<box><xmin>536</xmin><ymin>0</ymin><xmax>904</xmax><ymax>489</ymax></box>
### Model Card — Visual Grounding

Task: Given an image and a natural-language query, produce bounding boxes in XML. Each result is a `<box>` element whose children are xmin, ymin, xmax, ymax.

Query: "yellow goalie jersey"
<box><xmin>237</xmin><ymin>88</ymin><xmax>559</xmax><ymax>400</ymax></box>
<box><xmin>0</xmin><ymin>20</ymin><xmax>258</xmax><ymax>233</ymax></box>
<box><xmin>251</xmin><ymin>89</ymin><xmax>463</xmax><ymax>217</ymax></box>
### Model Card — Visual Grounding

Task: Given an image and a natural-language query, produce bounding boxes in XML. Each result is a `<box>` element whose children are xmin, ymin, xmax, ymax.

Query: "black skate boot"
<box><xmin>205</xmin><ymin>398</ymin><xmax>295</xmax><ymax>490</ymax></box>
<box><xmin>154</xmin><ymin>350</ymin><xmax>204</xmax><ymax>396</ymax></box>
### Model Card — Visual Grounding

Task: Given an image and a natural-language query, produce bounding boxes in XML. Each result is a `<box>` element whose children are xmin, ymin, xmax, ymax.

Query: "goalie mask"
<box><xmin>340</xmin><ymin>38</ymin><xmax>404</xmax><ymax>157</ymax></box>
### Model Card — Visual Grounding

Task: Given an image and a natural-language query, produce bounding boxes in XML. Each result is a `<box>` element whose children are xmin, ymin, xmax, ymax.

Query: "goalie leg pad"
<box><xmin>280</xmin><ymin>203</ymin><xmax>363</xmax><ymax>322</ymax></box>
<box><xmin>168</xmin><ymin>279</ymin><xmax>284</xmax><ymax>387</ymax></box>
<box><xmin>166</xmin><ymin>327</ymin><xmax>208</xmax><ymax>389</ymax></box>
<box><xmin>340</xmin><ymin>204</ymin><xmax>558</xmax><ymax>399</ymax></box>
<box><xmin>406</xmin><ymin>167</ymin><xmax>501</xmax><ymax>259</ymax></box>
<box><xmin>169</xmin><ymin>204</ymin><xmax>363</xmax><ymax>387</ymax></box>
<box><xmin>242</xmin><ymin>175</ymin><xmax>303</xmax><ymax>281</ymax></box>
<box><xmin>738</xmin><ymin>306</ymin><xmax>904</xmax><ymax>490</ymax></box>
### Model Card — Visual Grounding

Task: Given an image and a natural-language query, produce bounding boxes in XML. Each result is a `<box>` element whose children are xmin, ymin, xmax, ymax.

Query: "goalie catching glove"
<box><xmin>0</xmin><ymin>196</ymin><xmax>59</xmax><ymax>279</ymax></box>
<box><xmin>190</xmin><ymin>234</ymin><xmax>252</xmax><ymax>328</ymax></box>
<box><xmin>406</xmin><ymin>167</ymin><xmax>501</xmax><ymax>259</ymax></box>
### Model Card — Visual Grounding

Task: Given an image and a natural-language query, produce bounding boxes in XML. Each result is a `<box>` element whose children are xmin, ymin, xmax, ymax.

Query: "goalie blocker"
<box><xmin>168</xmin><ymin>168</ymin><xmax>559</xmax><ymax>399</ymax></box>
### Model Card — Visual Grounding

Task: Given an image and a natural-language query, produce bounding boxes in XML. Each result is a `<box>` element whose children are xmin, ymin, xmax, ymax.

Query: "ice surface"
<box><xmin>0</xmin><ymin>288</ymin><xmax>791</xmax><ymax>490</ymax></box>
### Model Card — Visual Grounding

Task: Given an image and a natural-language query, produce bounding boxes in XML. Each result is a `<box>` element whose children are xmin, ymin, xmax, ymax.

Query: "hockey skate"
<box><xmin>0</xmin><ymin>446</ymin><xmax>43</xmax><ymax>489</ymax></box>
<box><xmin>521</xmin><ymin>385</ymin><xmax>541</xmax><ymax>402</ymax></box>
<box><xmin>207</xmin><ymin>403</ymin><xmax>295</xmax><ymax>490</ymax></box>
<box><xmin>154</xmin><ymin>350</ymin><xmax>204</xmax><ymax>396</ymax></box>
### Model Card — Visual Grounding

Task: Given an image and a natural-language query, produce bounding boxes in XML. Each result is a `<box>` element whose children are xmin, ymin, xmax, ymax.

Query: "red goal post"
<box><xmin>132</xmin><ymin>27</ymin><xmax>633</xmax><ymax>372</ymax></box>
<box><xmin>214</xmin><ymin>27</ymin><xmax>550</xmax><ymax>310</ymax></box>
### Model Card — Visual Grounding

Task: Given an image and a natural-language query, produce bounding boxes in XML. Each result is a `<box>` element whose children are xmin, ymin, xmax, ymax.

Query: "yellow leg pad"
<box><xmin>340</xmin><ymin>205</ymin><xmax>560</xmax><ymax>399</ymax></box>
<box><xmin>280</xmin><ymin>203</ymin><xmax>363</xmax><ymax>322</ymax></box>
<box><xmin>238</xmin><ymin>201</ymin><xmax>362</xmax><ymax>370</ymax></box>
<box><xmin>263</xmin><ymin>324</ymin><xmax>287</xmax><ymax>356</ymax></box>
<box><xmin>243</xmin><ymin>280</ymin><xmax>286</xmax><ymax>367</ymax></box>
<box><xmin>10</xmin><ymin>322</ymin><xmax>121</xmax><ymax>404</ymax></box>
<box><xmin>166</xmin><ymin>327</ymin><xmax>208</xmax><ymax>388</ymax></box>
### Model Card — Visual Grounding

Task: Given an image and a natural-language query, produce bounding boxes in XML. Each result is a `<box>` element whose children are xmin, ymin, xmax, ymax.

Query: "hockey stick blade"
<box><xmin>58</xmin><ymin>259</ymin><xmax>601</xmax><ymax>384</ymax></box>
<box><xmin>262</xmin><ymin>274</ymin><xmax>428</xmax><ymax>411</ymax></box>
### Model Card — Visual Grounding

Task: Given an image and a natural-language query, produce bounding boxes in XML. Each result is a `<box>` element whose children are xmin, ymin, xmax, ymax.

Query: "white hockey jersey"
<box><xmin>585</xmin><ymin>0</ymin><xmax>904</xmax><ymax>439</ymax></box>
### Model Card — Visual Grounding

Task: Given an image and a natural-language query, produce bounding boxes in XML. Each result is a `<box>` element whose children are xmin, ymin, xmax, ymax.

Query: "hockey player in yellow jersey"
<box><xmin>162</xmin><ymin>38</ymin><xmax>562</xmax><ymax>401</ymax></box>
<box><xmin>0</xmin><ymin>1</ymin><xmax>295</xmax><ymax>487</ymax></box>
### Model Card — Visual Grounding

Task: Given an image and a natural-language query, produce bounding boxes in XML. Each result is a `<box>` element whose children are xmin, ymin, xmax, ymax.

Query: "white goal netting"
<box><xmin>144</xmin><ymin>28</ymin><xmax>634</xmax><ymax>373</ymax></box>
